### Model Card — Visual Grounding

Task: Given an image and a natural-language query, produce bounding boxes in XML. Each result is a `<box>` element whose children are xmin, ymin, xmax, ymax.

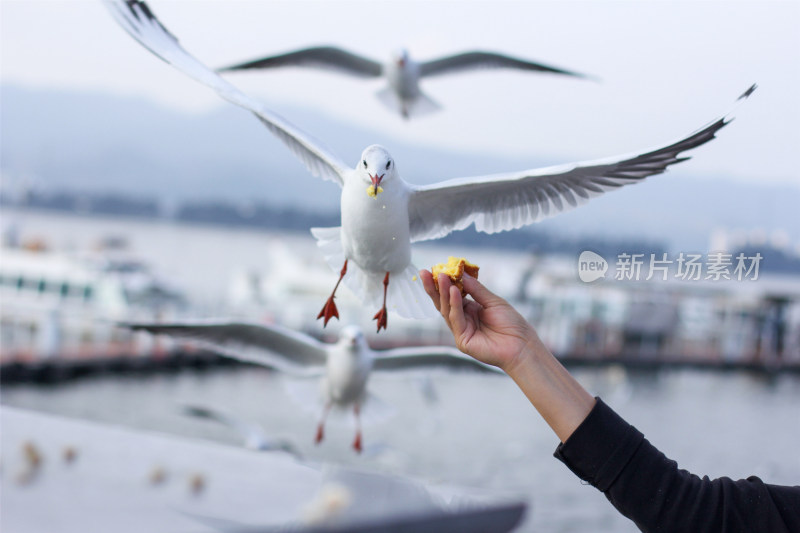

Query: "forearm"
<box><xmin>555</xmin><ymin>399</ymin><xmax>800</xmax><ymax>532</ymax></box>
<box><xmin>504</xmin><ymin>335</ymin><xmax>595</xmax><ymax>443</ymax></box>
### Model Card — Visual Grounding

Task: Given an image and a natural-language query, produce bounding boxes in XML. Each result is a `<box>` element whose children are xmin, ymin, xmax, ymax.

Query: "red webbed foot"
<box><xmin>318</xmin><ymin>260</ymin><xmax>348</xmax><ymax>327</ymax></box>
<box><xmin>372</xmin><ymin>307</ymin><xmax>388</xmax><ymax>332</ymax></box>
<box><xmin>372</xmin><ymin>272</ymin><xmax>390</xmax><ymax>332</ymax></box>
<box><xmin>317</xmin><ymin>297</ymin><xmax>339</xmax><ymax>327</ymax></box>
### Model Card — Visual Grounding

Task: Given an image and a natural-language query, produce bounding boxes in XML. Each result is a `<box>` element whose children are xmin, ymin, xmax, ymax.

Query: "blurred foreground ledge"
<box><xmin>1</xmin><ymin>406</ymin><xmax>526</xmax><ymax>533</ymax></box>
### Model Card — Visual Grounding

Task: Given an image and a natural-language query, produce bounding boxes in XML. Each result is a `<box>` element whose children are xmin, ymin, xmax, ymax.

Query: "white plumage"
<box><xmin>105</xmin><ymin>0</ymin><xmax>754</xmax><ymax>331</ymax></box>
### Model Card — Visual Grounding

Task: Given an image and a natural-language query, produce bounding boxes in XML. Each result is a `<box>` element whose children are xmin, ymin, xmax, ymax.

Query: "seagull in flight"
<box><xmin>105</xmin><ymin>0</ymin><xmax>755</xmax><ymax>332</ymax></box>
<box><xmin>125</xmin><ymin>321</ymin><xmax>499</xmax><ymax>453</ymax></box>
<box><xmin>181</xmin><ymin>404</ymin><xmax>303</xmax><ymax>458</ymax></box>
<box><xmin>218</xmin><ymin>46</ymin><xmax>594</xmax><ymax>119</ymax></box>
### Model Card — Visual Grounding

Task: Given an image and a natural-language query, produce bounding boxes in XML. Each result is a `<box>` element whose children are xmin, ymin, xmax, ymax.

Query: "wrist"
<box><xmin>502</xmin><ymin>332</ymin><xmax>549</xmax><ymax>379</ymax></box>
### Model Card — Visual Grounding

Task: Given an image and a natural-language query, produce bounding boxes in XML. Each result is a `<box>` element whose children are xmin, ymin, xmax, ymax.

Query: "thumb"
<box><xmin>461</xmin><ymin>273</ymin><xmax>506</xmax><ymax>308</ymax></box>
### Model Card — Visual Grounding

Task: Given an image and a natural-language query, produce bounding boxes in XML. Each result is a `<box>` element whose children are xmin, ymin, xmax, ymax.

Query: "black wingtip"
<box><xmin>737</xmin><ymin>83</ymin><xmax>758</xmax><ymax>101</ymax></box>
<box><xmin>124</xmin><ymin>0</ymin><xmax>156</xmax><ymax>23</ymax></box>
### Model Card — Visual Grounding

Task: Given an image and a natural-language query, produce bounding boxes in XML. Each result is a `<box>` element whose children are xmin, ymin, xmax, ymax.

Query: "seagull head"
<box><xmin>339</xmin><ymin>325</ymin><xmax>367</xmax><ymax>350</ymax></box>
<box><xmin>392</xmin><ymin>48</ymin><xmax>409</xmax><ymax>68</ymax></box>
<box><xmin>358</xmin><ymin>145</ymin><xmax>396</xmax><ymax>197</ymax></box>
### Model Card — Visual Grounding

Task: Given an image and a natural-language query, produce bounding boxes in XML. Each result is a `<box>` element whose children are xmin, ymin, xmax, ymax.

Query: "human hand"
<box><xmin>419</xmin><ymin>269</ymin><xmax>538</xmax><ymax>373</ymax></box>
<box><xmin>421</xmin><ymin>269</ymin><xmax>596</xmax><ymax>443</ymax></box>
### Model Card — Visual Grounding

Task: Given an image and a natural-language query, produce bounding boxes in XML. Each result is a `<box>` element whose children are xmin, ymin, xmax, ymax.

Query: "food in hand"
<box><xmin>431</xmin><ymin>256</ymin><xmax>479</xmax><ymax>296</ymax></box>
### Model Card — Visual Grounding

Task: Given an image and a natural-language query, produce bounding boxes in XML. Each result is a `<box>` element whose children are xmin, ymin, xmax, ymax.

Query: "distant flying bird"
<box><xmin>126</xmin><ymin>322</ymin><xmax>498</xmax><ymax>453</ymax></box>
<box><xmin>181</xmin><ymin>404</ymin><xmax>302</xmax><ymax>458</ymax></box>
<box><xmin>106</xmin><ymin>0</ymin><xmax>754</xmax><ymax>332</ymax></box>
<box><xmin>218</xmin><ymin>46</ymin><xmax>594</xmax><ymax>119</ymax></box>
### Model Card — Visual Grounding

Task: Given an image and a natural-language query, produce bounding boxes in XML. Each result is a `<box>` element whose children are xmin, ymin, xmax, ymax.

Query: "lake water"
<box><xmin>2</xmin><ymin>209</ymin><xmax>799</xmax><ymax>531</ymax></box>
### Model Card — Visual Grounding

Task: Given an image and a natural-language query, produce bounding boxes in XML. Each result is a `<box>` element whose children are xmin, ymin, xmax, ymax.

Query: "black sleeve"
<box><xmin>553</xmin><ymin>398</ymin><xmax>800</xmax><ymax>533</ymax></box>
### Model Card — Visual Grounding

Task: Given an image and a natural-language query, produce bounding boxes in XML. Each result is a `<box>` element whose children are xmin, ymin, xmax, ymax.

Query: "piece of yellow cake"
<box><xmin>366</xmin><ymin>185</ymin><xmax>384</xmax><ymax>198</ymax></box>
<box><xmin>431</xmin><ymin>256</ymin><xmax>479</xmax><ymax>296</ymax></box>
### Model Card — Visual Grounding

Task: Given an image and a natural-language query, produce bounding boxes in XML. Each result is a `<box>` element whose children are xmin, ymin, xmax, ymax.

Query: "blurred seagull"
<box><xmin>181</xmin><ymin>404</ymin><xmax>303</xmax><ymax>458</ymax></box>
<box><xmin>126</xmin><ymin>322</ymin><xmax>498</xmax><ymax>453</ymax></box>
<box><xmin>106</xmin><ymin>0</ymin><xmax>755</xmax><ymax>332</ymax></box>
<box><xmin>218</xmin><ymin>46</ymin><xmax>594</xmax><ymax>119</ymax></box>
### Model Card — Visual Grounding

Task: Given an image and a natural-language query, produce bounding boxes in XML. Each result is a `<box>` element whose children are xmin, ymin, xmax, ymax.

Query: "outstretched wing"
<box><xmin>123</xmin><ymin>320</ymin><xmax>327</xmax><ymax>376</ymax></box>
<box><xmin>219</xmin><ymin>46</ymin><xmax>383</xmax><ymax>79</ymax></box>
<box><xmin>372</xmin><ymin>345</ymin><xmax>501</xmax><ymax>374</ymax></box>
<box><xmin>419</xmin><ymin>51</ymin><xmax>590</xmax><ymax>80</ymax></box>
<box><xmin>182</xmin><ymin>404</ymin><xmax>303</xmax><ymax>456</ymax></box>
<box><xmin>105</xmin><ymin>0</ymin><xmax>348</xmax><ymax>186</ymax></box>
<box><xmin>406</xmin><ymin>90</ymin><xmax>753</xmax><ymax>243</ymax></box>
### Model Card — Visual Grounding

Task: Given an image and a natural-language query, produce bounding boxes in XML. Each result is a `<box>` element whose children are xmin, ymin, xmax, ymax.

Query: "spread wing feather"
<box><xmin>218</xmin><ymin>46</ymin><xmax>383</xmax><ymax>79</ymax></box>
<box><xmin>105</xmin><ymin>0</ymin><xmax>347</xmax><ymax>186</ymax></box>
<box><xmin>373</xmin><ymin>346</ymin><xmax>501</xmax><ymax>373</ymax></box>
<box><xmin>420</xmin><ymin>51</ymin><xmax>590</xmax><ymax>80</ymax></box>
<box><xmin>123</xmin><ymin>320</ymin><xmax>328</xmax><ymax>376</ymax></box>
<box><xmin>407</xmin><ymin>116</ymin><xmax>729</xmax><ymax>242</ymax></box>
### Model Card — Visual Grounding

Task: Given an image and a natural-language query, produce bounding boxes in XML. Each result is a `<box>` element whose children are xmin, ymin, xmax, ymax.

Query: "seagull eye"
<box><xmin>363</xmin><ymin>160</ymin><xmax>368</xmax><ymax>168</ymax></box>
<box><xmin>385</xmin><ymin>160</ymin><xmax>391</xmax><ymax>170</ymax></box>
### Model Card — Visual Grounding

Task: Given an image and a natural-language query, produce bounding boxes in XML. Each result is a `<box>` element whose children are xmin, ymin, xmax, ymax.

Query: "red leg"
<box><xmin>372</xmin><ymin>272</ymin><xmax>390</xmax><ymax>332</ymax></box>
<box><xmin>317</xmin><ymin>260</ymin><xmax>348</xmax><ymax>327</ymax></box>
<box><xmin>352</xmin><ymin>403</ymin><xmax>363</xmax><ymax>454</ymax></box>
<box><xmin>315</xmin><ymin>403</ymin><xmax>331</xmax><ymax>445</ymax></box>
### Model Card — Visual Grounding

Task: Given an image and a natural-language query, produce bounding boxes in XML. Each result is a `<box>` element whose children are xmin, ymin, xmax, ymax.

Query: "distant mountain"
<box><xmin>2</xmin><ymin>84</ymin><xmax>798</xmax><ymax>251</ymax></box>
<box><xmin>0</xmin><ymin>84</ymin><xmax>542</xmax><ymax>208</ymax></box>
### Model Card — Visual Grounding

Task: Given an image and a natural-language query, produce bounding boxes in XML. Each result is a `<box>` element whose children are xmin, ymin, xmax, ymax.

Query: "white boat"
<box><xmin>0</xmin><ymin>239</ymin><xmax>187</xmax><ymax>363</ymax></box>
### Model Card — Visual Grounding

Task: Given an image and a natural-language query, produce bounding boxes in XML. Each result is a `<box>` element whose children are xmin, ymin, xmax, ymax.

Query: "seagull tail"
<box><xmin>375</xmin><ymin>88</ymin><xmax>441</xmax><ymax>119</ymax></box>
<box><xmin>310</xmin><ymin>227</ymin><xmax>437</xmax><ymax>319</ymax></box>
<box><xmin>384</xmin><ymin>263</ymin><xmax>439</xmax><ymax>319</ymax></box>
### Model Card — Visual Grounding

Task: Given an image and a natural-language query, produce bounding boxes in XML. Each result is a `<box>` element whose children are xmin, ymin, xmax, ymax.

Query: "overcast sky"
<box><xmin>2</xmin><ymin>0</ymin><xmax>799</xmax><ymax>188</ymax></box>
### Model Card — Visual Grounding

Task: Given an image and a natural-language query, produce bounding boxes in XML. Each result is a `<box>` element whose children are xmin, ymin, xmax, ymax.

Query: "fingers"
<box><xmin>419</xmin><ymin>269</ymin><xmax>466</xmax><ymax>336</ymax></box>
<box><xmin>462</xmin><ymin>273</ymin><xmax>506</xmax><ymax>308</ymax></box>
<box><xmin>419</xmin><ymin>269</ymin><xmax>457</xmax><ymax>319</ymax></box>
<box><xmin>419</xmin><ymin>270</ymin><xmax>440</xmax><ymax>312</ymax></box>
<box><xmin>438</xmin><ymin>273</ymin><xmax>453</xmax><ymax>319</ymax></box>
<box><xmin>448</xmin><ymin>284</ymin><xmax>467</xmax><ymax>336</ymax></box>
<box><xmin>437</xmin><ymin>275</ymin><xmax>469</xmax><ymax>339</ymax></box>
